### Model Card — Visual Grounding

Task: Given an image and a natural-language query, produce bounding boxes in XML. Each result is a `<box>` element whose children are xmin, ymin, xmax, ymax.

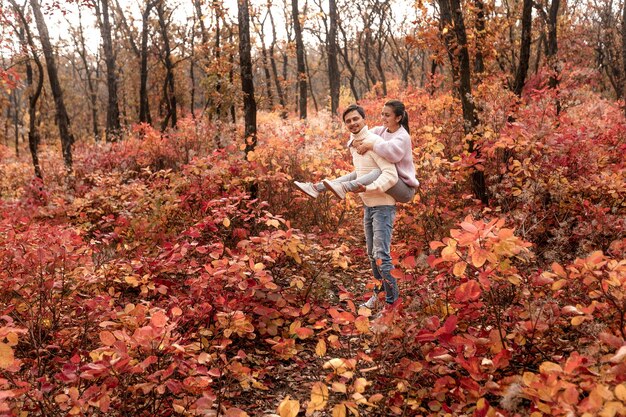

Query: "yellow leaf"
<box><xmin>315</xmin><ymin>339</ymin><xmax>327</xmax><ymax>357</ymax></box>
<box><xmin>354</xmin><ymin>316</ymin><xmax>370</xmax><ymax>334</ymax></box>
<box><xmin>0</xmin><ymin>342</ymin><xmax>15</xmax><ymax>369</ymax></box>
<box><xmin>472</xmin><ymin>249</ymin><xmax>487</xmax><ymax>268</ymax></box>
<box><xmin>453</xmin><ymin>261</ymin><xmax>467</xmax><ymax>277</ymax></box>
<box><xmin>277</xmin><ymin>396</ymin><xmax>300</xmax><ymax>417</ymax></box>
<box><xmin>441</xmin><ymin>244</ymin><xmax>459</xmax><ymax>261</ymax></box>
<box><xmin>224</xmin><ymin>408</ymin><xmax>248</xmax><ymax>417</ymax></box>
<box><xmin>615</xmin><ymin>384</ymin><xmax>626</xmax><ymax>401</ymax></box>
<box><xmin>323</xmin><ymin>358</ymin><xmax>353</xmax><ymax>374</ymax></box>
<box><xmin>522</xmin><ymin>372</ymin><xmax>537</xmax><ymax>386</ymax></box>
<box><xmin>6</xmin><ymin>332</ymin><xmax>18</xmax><ymax>346</ymax></box>
<box><xmin>289</xmin><ymin>320</ymin><xmax>302</xmax><ymax>334</ymax></box>
<box><xmin>599</xmin><ymin>401</ymin><xmax>626</xmax><ymax>417</ymax></box>
<box><xmin>307</xmin><ymin>382</ymin><xmax>328</xmax><ymax>413</ymax></box>
<box><xmin>539</xmin><ymin>361</ymin><xmax>563</xmax><ymax>374</ymax></box>
<box><xmin>571</xmin><ymin>316</ymin><xmax>586</xmax><ymax>326</ymax></box>
<box><xmin>332</xmin><ymin>404</ymin><xmax>346</xmax><ymax>417</ymax></box>
<box><xmin>551</xmin><ymin>279</ymin><xmax>567</xmax><ymax>291</ymax></box>
<box><xmin>266</xmin><ymin>219</ymin><xmax>281</xmax><ymax>228</ymax></box>
<box><xmin>471</xmin><ymin>250</ymin><xmax>487</xmax><ymax>268</ymax></box>
<box><xmin>331</xmin><ymin>382</ymin><xmax>347</xmax><ymax>393</ymax></box>
<box><xmin>125</xmin><ymin>275</ymin><xmax>139</xmax><ymax>287</ymax></box>
<box><xmin>353</xmin><ymin>377</ymin><xmax>368</xmax><ymax>393</ymax></box>
<box><xmin>223</xmin><ymin>218</ymin><xmax>231</xmax><ymax>228</ymax></box>
<box><xmin>507</xmin><ymin>275</ymin><xmax>521</xmax><ymax>286</ymax></box>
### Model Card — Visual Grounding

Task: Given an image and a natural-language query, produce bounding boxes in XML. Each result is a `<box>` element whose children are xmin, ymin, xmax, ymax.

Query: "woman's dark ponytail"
<box><xmin>385</xmin><ymin>100</ymin><xmax>410</xmax><ymax>134</ymax></box>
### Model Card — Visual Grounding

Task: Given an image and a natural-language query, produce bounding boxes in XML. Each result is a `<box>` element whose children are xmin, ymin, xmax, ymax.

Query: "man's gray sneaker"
<box><xmin>359</xmin><ymin>294</ymin><xmax>378</xmax><ymax>309</ymax></box>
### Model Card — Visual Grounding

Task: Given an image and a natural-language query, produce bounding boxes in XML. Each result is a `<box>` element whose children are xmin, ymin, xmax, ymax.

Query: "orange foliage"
<box><xmin>0</xmin><ymin>74</ymin><xmax>624</xmax><ymax>416</ymax></box>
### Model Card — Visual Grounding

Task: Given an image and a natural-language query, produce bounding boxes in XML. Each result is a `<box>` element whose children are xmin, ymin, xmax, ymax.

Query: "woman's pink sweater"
<box><xmin>368</xmin><ymin>126</ymin><xmax>420</xmax><ymax>188</ymax></box>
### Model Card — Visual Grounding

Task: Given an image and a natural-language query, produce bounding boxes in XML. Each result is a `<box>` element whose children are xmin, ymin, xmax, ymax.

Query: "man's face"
<box><xmin>343</xmin><ymin>110</ymin><xmax>366</xmax><ymax>134</ymax></box>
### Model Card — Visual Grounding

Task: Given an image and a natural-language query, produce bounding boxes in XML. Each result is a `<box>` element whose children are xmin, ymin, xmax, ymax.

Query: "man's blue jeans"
<box><xmin>363</xmin><ymin>205</ymin><xmax>398</xmax><ymax>304</ymax></box>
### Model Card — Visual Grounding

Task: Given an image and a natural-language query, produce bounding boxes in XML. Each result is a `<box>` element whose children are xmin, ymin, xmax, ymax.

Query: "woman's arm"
<box><xmin>354</xmin><ymin>129</ymin><xmax>408</xmax><ymax>163</ymax></box>
<box><xmin>365</xmin><ymin>153</ymin><xmax>398</xmax><ymax>193</ymax></box>
<box><xmin>370</xmin><ymin>135</ymin><xmax>407</xmax><ymax>163</ymax></box>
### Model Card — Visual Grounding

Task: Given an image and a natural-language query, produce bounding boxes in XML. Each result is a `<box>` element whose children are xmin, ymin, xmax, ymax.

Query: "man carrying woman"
<box><xmin>294</xmin><ymin>100</ymin><xmax>419</xmax><ymax>312</ymax></box>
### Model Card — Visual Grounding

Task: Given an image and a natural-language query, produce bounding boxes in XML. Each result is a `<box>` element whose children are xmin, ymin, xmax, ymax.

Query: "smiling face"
<box><xmin>381</xmin><ymin>105</ymin><xmax>402</xmax><ymax>131</ymax></box>
<box><xmin>343</xmin><ymin>110</ymin><xmax>366</xmax><ymax>134</ymax></box>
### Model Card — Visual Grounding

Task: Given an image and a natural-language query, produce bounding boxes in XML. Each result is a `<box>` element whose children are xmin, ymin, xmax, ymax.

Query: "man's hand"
<box><xmin>352</xmin><ymin>183</ymin><xmax>366</xmax><ymax>193</ymax></box>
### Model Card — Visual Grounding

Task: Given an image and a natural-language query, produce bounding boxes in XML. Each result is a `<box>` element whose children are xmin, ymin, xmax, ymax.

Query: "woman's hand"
<box><xmin>353</xmin><ymin>140</ymin><xmax>373</xmax><ymax>155</ymax></box>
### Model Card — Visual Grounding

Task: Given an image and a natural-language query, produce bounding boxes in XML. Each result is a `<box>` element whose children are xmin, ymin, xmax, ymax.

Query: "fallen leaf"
<box><xmin>277</xmin><ymin>396</ymin><xmax>300</xmax><ymax>417</ymax></box>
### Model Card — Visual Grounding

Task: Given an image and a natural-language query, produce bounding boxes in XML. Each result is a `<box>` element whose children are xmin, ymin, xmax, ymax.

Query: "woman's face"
<box><xmin>381</xmin><ymin>106</ymin><xmax>401</xmax><ymax>130</ymax></box>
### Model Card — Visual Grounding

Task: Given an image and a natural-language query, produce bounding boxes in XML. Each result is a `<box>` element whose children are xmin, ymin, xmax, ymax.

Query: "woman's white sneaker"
<box><xmin>294</xmin><ymin>181</ymin><xmax>320</xmax><ymax>199</ymax></box>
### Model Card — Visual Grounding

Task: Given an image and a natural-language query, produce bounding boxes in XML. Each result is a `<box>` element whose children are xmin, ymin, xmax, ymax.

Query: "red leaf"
<box><xmin>454</xmin><ymin>280</ymin><xmax>481</xmax><ymax>302</ymax></box>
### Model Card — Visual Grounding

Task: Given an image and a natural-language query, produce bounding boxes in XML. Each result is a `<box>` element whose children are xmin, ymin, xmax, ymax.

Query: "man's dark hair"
<box><xmin>342</xmin><ymin>104</ymin><xmax>365</xmax><ymax>122</ymax></box>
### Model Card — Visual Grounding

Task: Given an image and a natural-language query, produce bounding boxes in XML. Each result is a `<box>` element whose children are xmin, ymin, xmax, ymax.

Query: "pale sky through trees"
<box><xmin>20</xmin><ymin>0</ymin><xmax>415</xmax><ymax>55</ymax></box>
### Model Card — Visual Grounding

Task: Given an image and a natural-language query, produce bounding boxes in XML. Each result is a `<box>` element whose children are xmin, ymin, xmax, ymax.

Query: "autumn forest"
<box><xmin>0</xmin><ymin>0</ymin><xmax>625</xmax><ymax>415</ymax></box>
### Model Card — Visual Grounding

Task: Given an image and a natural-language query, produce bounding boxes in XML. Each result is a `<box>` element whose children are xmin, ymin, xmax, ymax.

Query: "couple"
<box><xmin>295</xmin><ymin>100</ymin><xmax>419</xmax><ymax>315</ymax></box>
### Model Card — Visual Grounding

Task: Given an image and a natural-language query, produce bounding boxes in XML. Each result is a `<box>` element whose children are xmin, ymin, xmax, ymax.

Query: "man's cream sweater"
<box><xmin>348</xmin><ymin>126</ymin><xmax>398</xmax><ymax>207</ymax></box>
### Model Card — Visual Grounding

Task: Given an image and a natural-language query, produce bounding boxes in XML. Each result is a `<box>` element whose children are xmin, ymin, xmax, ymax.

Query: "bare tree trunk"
<box><xmin>29</xmin><ymin>0</ymin><xmax>74</xmax><ymax>174</ymax></box>
<box><xmin>512</xmin><ymin>0</ymin><xmax>533</xmax><ymax>96</ymax></box>
<box><xmin>534</xmin><ymin>31</ymin><xmax>545</xmax><ymax>74</ymax></box>
<box><xmin>420</xmin><ymin>51</ymin><xmax>426</xmax><ymax>87</ymax></box>
<box><xmin>473</xmin><ymin>0</ymin><xmax>486</xmax><ymax>79</ymax></box>
<box><xmin>73</xmin><ymin>7</ymin><xmax>100</xmax><ymax>141</ymax></box>
<box><xmin>429</xmin><ymin>59</ymin><xmax>438</xmax><ymax>95</ymax></box>
<box><xmin>237</xmin><ymin>0</ymin><xmax>257</xmax><ymax>158</ymax></box>
<box><xmin>11</xmin><ymin>0</ymin><xmax>44</xmax><ymax>177</ymax></box>
<box><xmin>156</xmin><ymin>0</ymin><xmax>177</xmax><ymax>130</ymax></box>
<box><xmin>228</xmin><ymin>29</ymin><xmax>236</xmax><ymax>124</ymax></box>
<box><xmin>268</xmin><ymin>5</ymin><xmax>287</xmax><ymax>118</ymax></box>
<box><xmin>27</xmin><ymin>55</ymin><xmax>43</xmax><ymax>179</ymax></box>
<box><xmin>547</xmin><ymin>0</ymin><xmax>561</xmax><ymax>115</ymax></box>
<box><xmin>305</xmin><ymin>51</ymin><xmax>319</xmax><ymax>112</ymax></box>
<box><xmin>362</xmin><ymin>32</ymin><xmax>378</xmax><ymax>88</ymax></box>
<box><xmin>10</xmin><ymin>91</ymin><xmax>19</xmax><ymax>158</ymax></box>
<box><xmin>292</xmin><ymin>0</ymin><xmax>307</xmax><ymax>119</ymax></box>
<box><xmin>439</xmin><ymin>0</ymin><xmax>488</xmax><ymax>204</ymax></box>
<box><xmin>254</xmin><ymin>11</ymin><xmax>274</xmax><ymax>110</ymax></box>
<box><xmin>623</xmin><ymin>0</ymin><xmax>626</xmax><ymax>117</ymax></box>
<box><xmin>338</xmin><ymin>21</ymin><xmax>360</xmax><ymax>101</ymax></box>
<box><xmin>375</xmin><ymin>39</ymin><xmax>388</xmax><ymax>96</ymax></box>
<box><xmin>139</xmin><ymin>1</ymin><xmax>155</xmax><ymax>124</ymax></box>
<box><xmin>327</xmin><ymin>0</ymin><xmax>340</xmax><ymax>115</ymax></box>
<box><xmin>95</xmin><ymin>0</ymin><xmax>122</xmax><ymax>141</ymax></box>
<box><xmin>214</xmin><ymin>4</ymin><xmax>222</xmax><ymax>118</ymax></box>
<box><xmin>190</xmin><ymin>11</ymin><xmax>197</xmax><ymax>118</ymax></box>
<box><xmin>206</xmin><ymin>0</ymin><xmax>224</xmax><ymax>119</ymax></box>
